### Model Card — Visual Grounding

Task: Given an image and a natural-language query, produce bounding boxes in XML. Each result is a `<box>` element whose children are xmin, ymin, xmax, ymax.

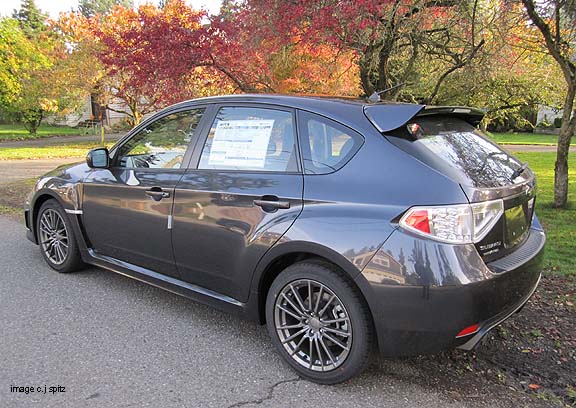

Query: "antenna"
<box><xmin>367</xmin><ymin>83</ymin><xmax>406</xmax><ymax>103</ymax></box>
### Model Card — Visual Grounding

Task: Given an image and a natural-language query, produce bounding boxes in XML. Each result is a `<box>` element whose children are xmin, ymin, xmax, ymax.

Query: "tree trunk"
<box><xmin>358</xmin><ymin>53</ymin><xmax>375</xmax><ymax>96</ymax></box>
<box><xmin>23</xmin><ymin>109</ymin><xmax>43</xmax><ymax>135</ymax></box>
<box><xmin>376</xmin><ymin>41</ymin><xmax>393</xmax><ymax>93</ymax></box>
<box><xmin>554</xmin><ymin>84</ymin><xmax>576</xmax><ymax>208</ymax></box>
<box><xmin>29</xmin><ymin>122</ymin><xmax>38</xmax><ymax>135</ymax></box>
<box><xmin>132</xmin><ymin>110</ymin><xmax>142</xmax><ymax>126</ymax></box>
<box><xmin>127</xmin><ymin>100</ymin><xmax>141</xmax><ymax>127</ymax></box>
<box><xmin>521</xmin><ymin>0</ymin><xmax>576</xmax><ymax>208</ymax></box>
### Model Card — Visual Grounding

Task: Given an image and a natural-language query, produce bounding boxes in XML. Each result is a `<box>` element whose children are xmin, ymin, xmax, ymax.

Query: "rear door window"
<box><xmin>198</xmin><ymin>107</ymin><xmax>298</xmax><ymax>172</ymax></box>
<box><xmin>298</xmin><ymin>111</ymin><xmax>363</xmax><ymax>174</ymax></box>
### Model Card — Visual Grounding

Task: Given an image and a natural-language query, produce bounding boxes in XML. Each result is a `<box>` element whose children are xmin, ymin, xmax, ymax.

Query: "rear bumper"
<box><xmin>457</xmin><ymin>271</ymin><xmax>541</xmax><ymax>350</ymax></box>
<box><xmin>356</xmin><ymin>224</ymin><xmax>545</xmax><ymax>356</ymax></box>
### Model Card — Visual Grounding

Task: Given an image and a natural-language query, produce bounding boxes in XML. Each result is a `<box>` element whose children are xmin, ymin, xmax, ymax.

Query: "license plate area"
<box><xmin>504</xmin><ymin>197</ymin><xmax>534</xmax><ymax>248</ymax></box>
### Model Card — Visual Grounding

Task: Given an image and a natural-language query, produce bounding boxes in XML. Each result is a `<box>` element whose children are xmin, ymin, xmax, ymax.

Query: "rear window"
<box><xmin>299</xmin><ymin>111</ymin><xmax>363</xmax><ymax>174</ymax></box>
<box><xmin>386</xmin><ymin>116</ymin><xmax>532</xmax><ymax>188</ymax></box>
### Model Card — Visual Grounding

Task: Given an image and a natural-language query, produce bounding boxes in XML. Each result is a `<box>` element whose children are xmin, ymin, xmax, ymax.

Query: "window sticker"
<box><xmin>208</xmin><ymin>120</ymin><xmax>274</xmax><ymax>168</ymax></box>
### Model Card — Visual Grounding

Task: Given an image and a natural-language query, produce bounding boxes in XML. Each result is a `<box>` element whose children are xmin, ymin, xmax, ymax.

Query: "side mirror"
<box><xmin>86</xmin><ymin>148</ymin><xmax>110</xmax><ymax>169</ymax></box>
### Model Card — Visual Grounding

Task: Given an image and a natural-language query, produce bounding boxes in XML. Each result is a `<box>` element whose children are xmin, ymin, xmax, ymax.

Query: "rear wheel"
<box><xmin>37</xmin><ymin>200</ymin><xmax>85</xmax><ymax>273</ymax></box>
<box><xmin>266</xmin><ymin>261</ymin><xmax>373</xmax><ymax>384</ymax></box>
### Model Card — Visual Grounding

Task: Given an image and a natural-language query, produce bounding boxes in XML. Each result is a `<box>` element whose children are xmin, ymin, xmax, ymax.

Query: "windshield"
<box><xmin>385</xmin><ymin>116</ymin><xmax>533</xmax><ymax>188</ymax></box>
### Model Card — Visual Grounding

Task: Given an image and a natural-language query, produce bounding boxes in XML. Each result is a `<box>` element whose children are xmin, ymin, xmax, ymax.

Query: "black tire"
<box><xmin>36</xmin><ymin>199</ymin><xmax>85</xmax><ymax>273</ymax></box>
<box><xmin>265</xmin><ymin>260</ymin><xmax>373</xmax><ymax>384</ymax></box>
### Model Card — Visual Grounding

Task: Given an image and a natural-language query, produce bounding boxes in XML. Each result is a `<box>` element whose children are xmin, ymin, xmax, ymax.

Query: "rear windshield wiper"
<box><xmin>510</xmin><ymin>162</ymin><xmax>529</xmax><ymax>181</ymax></box>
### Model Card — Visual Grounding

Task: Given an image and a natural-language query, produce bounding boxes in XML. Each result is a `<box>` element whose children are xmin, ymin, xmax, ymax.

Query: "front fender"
<box><xmin>27</xmin><ymin>162</ymin><xmax>91</xmax><ymax>246</ymax></box>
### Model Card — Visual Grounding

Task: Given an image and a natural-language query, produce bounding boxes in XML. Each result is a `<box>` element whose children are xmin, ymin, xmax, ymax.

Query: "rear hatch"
<box><xmin>366</xmin><ymin>106</ymin><xmax>535</xmax><ymax>262</ymax></box>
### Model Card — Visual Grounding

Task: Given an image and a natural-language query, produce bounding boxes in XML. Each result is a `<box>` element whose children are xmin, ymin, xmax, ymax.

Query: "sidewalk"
<box><xmin>503</xmin><ymin>144</ymin><xmax>576</xmax><ymax>152</ymax></box>
<box><xmin>0</xmin><ymin>132</ymin><xmax>124</xmax><ymax>148</ymax></box>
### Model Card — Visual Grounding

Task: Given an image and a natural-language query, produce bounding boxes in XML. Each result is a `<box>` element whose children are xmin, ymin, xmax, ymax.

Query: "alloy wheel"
<box><xmin>39</xmin><ymin>209</ymin><xmax>69</xmax><ymax>265</ymax></box>
<box><xmin>274</xmin><ymin>279</ymin><xmax>352</xmax><ymax>372</ymax></box>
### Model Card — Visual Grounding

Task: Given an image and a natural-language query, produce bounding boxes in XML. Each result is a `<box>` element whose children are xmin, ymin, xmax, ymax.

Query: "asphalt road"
<box><xmin>0</xmin><ymin>215</ymin><xmax>542</xmax><ymax>408</ymax></box>
<box><xmin>501</xmin><ymin>144</ymin><xmax>576</xmax><ymax>153</ymax></box>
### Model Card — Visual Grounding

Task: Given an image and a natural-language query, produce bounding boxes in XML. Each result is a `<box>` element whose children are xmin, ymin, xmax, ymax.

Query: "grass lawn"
<box><xmin>0</xmin><ymin>142</ymin><xmax>113</xmax><ymax>160</ymax></box>
<box><xmin>0</xmin><ymin>124</ymin><xmax>82</xmax><ymax>141</ymax></box>
<box><xmin>515</xmin><ymin>151</ymin><xmax>576</xmax><ymax>276</ymax></box>
<box><xmin>489</xmin><ymin>132</ymin><xmax>575</xmax><ymax>146</ymax></box>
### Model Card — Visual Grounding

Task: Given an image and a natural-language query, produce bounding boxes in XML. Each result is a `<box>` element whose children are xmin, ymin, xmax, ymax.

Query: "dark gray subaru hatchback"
<box><xmin>25</xmin><ymin>95</ymin><xmax>544</xmax><ymax>383</ymax></box>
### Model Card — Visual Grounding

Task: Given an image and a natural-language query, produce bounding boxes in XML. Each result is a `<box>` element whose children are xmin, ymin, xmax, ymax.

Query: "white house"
<box><xmin>45</xmin><ymin>95</ymin><xmax>130</xmax><ymax>128</ymax></box>
<box><xmin>537</xmin><ymin>105</ymin><xmax>563</xmax><ymax>126</ymax></box>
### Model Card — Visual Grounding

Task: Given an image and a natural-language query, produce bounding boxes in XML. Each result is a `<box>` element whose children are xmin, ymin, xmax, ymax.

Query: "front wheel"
<box><xmin>37</xmin><ymin>199</ymin><xmax>85</xmax><ymax>273</ymax></box>
<box><xmin>266</xmin><ymin>261</ymin><xmax>373</xmax><ymax>384</ymax></box>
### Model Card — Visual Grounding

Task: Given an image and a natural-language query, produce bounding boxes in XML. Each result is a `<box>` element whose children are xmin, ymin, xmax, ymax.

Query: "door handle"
<box><xmin>253</xmin><ymin>197</ymin><xmax>290</xmax><ymax>210</ymax></box>
<box><xmin>145</xmin><ymin>188</ymin><xmax>171</xmax><ymax>201</ymax></box>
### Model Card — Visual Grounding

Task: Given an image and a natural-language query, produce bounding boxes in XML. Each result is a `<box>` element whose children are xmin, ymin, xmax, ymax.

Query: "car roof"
<box><xmin>174</xmin><ymin>93</ymin><xmax>415</xmax><ymax>110</ymax></box>
<box><xmin>167</xmin><ymin>94</ymin><xmax>483</xmax><ymax>133</ymax></box>
<box><xmin>168</xmin><ymin>94</ymin><xmax>421</xmax><ymax>133</ymax></box>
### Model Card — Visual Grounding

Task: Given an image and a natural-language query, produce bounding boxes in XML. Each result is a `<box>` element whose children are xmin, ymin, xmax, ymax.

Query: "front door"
<box><xmin>171</xmin><ymin>105</ymin><xmax>304</xmax><ymax>301</ymax></box>
<box><xmin>82</xmin><ymin>107</ymin><xmax>208</xmax><ymax>278</ymax></box>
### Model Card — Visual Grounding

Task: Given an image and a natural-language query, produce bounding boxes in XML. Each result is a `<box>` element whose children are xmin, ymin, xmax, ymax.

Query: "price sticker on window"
<box><xmin>208</xmin><ymin>120</ymin><xmax>274</xmax><ymax>168</ymax></box>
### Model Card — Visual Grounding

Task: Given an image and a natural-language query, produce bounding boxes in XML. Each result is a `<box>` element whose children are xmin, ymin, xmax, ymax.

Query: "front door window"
<box><xmin>115</xmin><ymin>108</ymin><xmax>205</xmax><ymax>169</ymax></box>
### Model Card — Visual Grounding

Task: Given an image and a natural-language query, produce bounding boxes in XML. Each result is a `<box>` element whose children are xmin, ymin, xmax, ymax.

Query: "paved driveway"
<box><xmin>0</xmin><ymin>216</ymin><xmax>542</xmax><ymax>408</ymax></box>
<box><xmin>501</xmin><ymin>144</ymin><xmax>576</xmax><ymax>153</ymax></box>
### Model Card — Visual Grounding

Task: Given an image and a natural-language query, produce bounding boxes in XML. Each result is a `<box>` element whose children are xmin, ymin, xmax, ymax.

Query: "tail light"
<box><xmin>399</xmin><ymin>199</ymin><xmax>504</xmax><ymax>244</ymax></box>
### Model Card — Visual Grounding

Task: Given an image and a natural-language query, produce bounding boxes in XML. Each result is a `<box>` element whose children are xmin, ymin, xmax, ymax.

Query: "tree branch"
<box><xmin>425</xmin><ymin>38</ymin><xmax>485</xmax><ymax>104</ymax></box>
<box><xmin>402</xmin><ymin>0</ymin><xmax>457</xmax><ymax>19</ymax></box>
<box><xmin>105</xmin><ymin>104</ymin><xmax>131</xmax><ymax>117</ymax></box>
<box><xmin>521</xmin><ymin>0</ymin><xmax>575</xmax><ymax>84</ymax></box>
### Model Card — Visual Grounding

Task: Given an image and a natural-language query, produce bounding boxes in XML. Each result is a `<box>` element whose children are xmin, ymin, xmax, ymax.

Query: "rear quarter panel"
<box><xmin>253</xmin><ymin>120</ymin><xmax>470</xmax><ymax>289</ymax></box>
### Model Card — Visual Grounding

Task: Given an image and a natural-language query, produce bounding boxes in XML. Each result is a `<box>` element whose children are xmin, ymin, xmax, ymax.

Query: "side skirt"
<box><xmin>86</xmin><ymin>249</ymin><xmax>250</xmax><ymax>318</ymax></box>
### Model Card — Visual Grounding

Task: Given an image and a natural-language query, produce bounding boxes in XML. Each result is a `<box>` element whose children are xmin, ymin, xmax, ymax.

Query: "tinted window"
<box><xmin>114</xmin><ymin>108</ymin><xmax>205</xmax><ymax>169</ymax></box>
<box><xmin>299</xmin><ymin>112</ymin><xmax>363</xmax><ymax>174</ymax></box>
<box><xmin>198</xmin><ymin>107</ymin><xmax>297</xmax><ymax>172</ymax></box>
<box><xmin>386</xmin><ymin>116</ymin><xmax>531</xmax><ymax>188</ymax></box>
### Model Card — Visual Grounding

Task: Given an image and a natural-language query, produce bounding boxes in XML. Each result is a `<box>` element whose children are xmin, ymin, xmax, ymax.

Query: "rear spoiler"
<box><xmin>364</xmin><ymin>104</ymin><xmax>485</xmax><ymax>132</ymax></box>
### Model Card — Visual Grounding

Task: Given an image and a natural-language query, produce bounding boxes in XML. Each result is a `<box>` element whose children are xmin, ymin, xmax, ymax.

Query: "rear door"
<box><xmin>171</xmin><ymin>105</ymin><xmax>304</xmax><ymax>302</ymax></box>
<box><xmin>82</xmin><ymin>107</ymin><xmax>209</xmax><ymax>278</ymax></box>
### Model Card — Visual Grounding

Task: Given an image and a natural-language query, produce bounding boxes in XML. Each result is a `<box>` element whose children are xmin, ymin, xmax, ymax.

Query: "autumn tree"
<box><xmin>92</xmin><ymin>1</ymin><xmax>210</xmax><ymax>126</ymax></box>
<box><xmin>270</xmin><ymin>44</ymin><xmax>360</xmax><ymax>95</ymax></box>
<box><xmin>0</xmin><ymin>10</ymin><xmax>98</xmax><ymax>134</ymax></box>
<box><xmin>0</xmin><ymin>18</ymin><xmax>46</xmax><ymax>112</ymax></box>
<box><xmin>521</xmin><ymin>0</ymin><xmax>576</xmax><ymax>208</ymax></box>
<box><xmin>433</xmin><ymin>2</ymin><xmax>563</xmax><ymax>131</ymax></box>
<box><xmin>53</xmin><ymin>12</ymin><xmax>104</xmax><ymax>111</ymax></box>
<box><xmin>206</xmin><ymin>8</ymin><xmax>360</xmax><ymax>95</ymax></box>
<box><xmin>0</xmin><ymin>17</ymin><xmax>59</xmax><ymax>133</ymax></box>
<box><xmin>223</xmin><ymin>0</ymin><xmax>486</xmax><ymax>100</ymax></box>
